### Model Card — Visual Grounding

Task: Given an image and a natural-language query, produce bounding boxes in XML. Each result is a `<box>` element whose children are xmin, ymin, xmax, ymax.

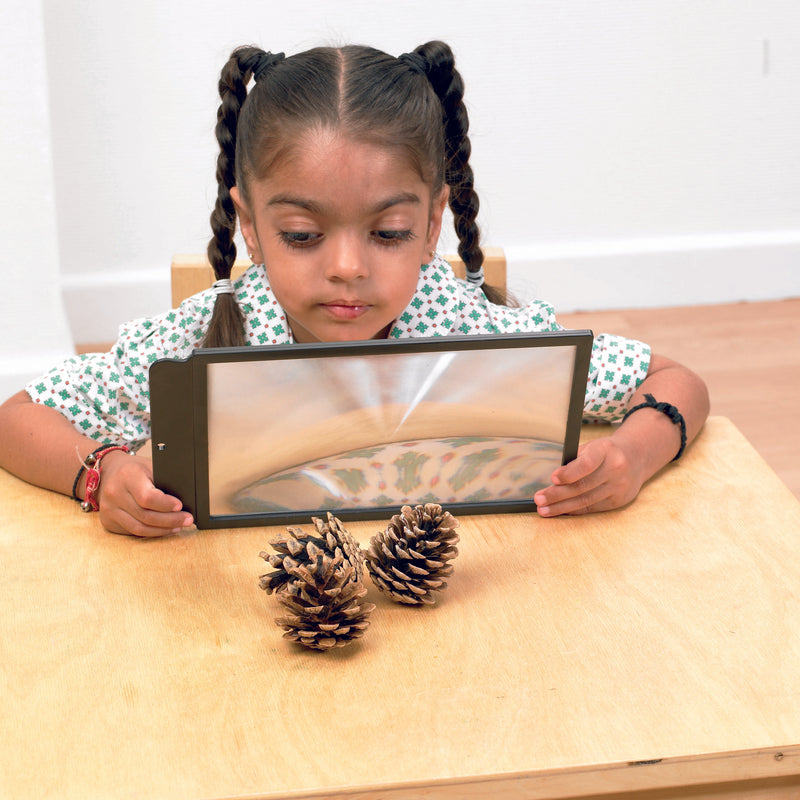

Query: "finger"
<box><xmin>100</xmin><ymin>505</ymin><xmax>165</xmax><ymax>537</ymax></box>
<box><xmin>124</xmin><ymin>487</ymin><xmax>194</xmax><ymax>533</ymax></box>
<box><xmin>549</xmin><ymin>442</ymin><xmax>606</xmax><ymax>486</ymax></box>
<box><xmin>134</xmin><ymin>504</ymin><xmax>194</xmax><ymax>532</ymax></box>
<box><xmin>536</xmin><ymin>484</ymin><xmax>617</xmax><ymax>517</ymax></box>
<box><xmin>111</xmin><ymin>462</ymin><xmax>190</xmax><ymax>516</ymax></box>
<box><xmin>102</xmin><ymin>483</ymin><xmax>193</xmax><ymax>535</ymax></box>
<box><xmin>534</xmin><ymin>460</ymin><xmax>608</xmax><ymax>513</ymax></box>
<box><xmin>101</xmin><ymin>504</ymin><xmax>194</xmax><ymax>537</ymax></box>
<box><xmin>133</xmin><ymin>482</ymin><xmax>187</xmax><ymax>514</ymax></box>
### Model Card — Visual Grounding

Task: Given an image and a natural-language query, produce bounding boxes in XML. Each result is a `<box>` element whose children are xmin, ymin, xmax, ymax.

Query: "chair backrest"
<box><xmin>170</xmin><ymin>247</ymin><xmax>506</xmax><ymax>308</ymax></box>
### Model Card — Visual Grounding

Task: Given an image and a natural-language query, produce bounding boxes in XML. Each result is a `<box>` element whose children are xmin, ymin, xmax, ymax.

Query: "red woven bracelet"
<box><xmin>79</xmin><ymin>445</ymin><xmax>131</xmax><ymax>512</ymax></box>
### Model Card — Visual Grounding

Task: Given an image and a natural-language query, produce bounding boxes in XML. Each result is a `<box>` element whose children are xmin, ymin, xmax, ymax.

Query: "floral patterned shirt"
<box><xmin>26</xmin><ymin>255</ymin><xmax>650</xmax><ymax>448</ymax></box>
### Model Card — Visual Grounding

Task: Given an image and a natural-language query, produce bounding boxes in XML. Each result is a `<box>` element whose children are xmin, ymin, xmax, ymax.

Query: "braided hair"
<box><xmin>204</xmin><ymin>40</ymin><xmax>503</xmax><ymax>347</ymax></box>
<box><xmin>404</xmin><ymin>42</ymin><xmax>506</xmax><ymax>305</ymax></box>
<box><xmin>205</xmin><ymin>47</ymin><xmax>265</xmax><ymax>348</ymax></box>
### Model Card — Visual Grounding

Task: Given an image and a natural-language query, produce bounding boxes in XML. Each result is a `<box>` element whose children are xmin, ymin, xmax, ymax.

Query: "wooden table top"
<box><xmin>2</xmin><ymin>417</ymin><xmax>800</xmax><ymax>800</ymax></box>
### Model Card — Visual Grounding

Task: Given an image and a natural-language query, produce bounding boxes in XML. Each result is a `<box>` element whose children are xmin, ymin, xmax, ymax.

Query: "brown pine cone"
<box><xmin>274</xmin><ymin>553</ymin><xmax>376</xmax><ymax>650</ymax></box>
<box><xmin>258</xmin><ymin>512</ymin><xmax>364</xmax><ymax>595</ymax></box>
<box><xmin>365</xmin><ymin>503</ymin><xmax>460</xmax><ymax>605</ymax></box>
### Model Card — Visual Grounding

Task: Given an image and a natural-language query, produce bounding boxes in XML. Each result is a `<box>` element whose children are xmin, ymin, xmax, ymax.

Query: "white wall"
<box><xmin>4</xmin><ymin>1</ymin><xmax>800</xmax><ymax>378</ymax></box>
<box><xmin>0</xmin><ymin>2</ymin><xmax>74</xmax><ymax>401</ymax></box>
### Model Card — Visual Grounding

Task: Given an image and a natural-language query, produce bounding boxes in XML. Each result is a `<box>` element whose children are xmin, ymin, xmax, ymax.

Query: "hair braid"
<box><xmin>415</xmin><ymin>47</ymin><xmax>481</xmax><ymax>273</ymax></box>
<box><xmin>203</xmin><ymin>46</ymin><xmax>265</xmax><ymax>348</ymax></box>
<box><xmin>413</xmin><ymin>42</ymin><xmax>507</xmax><ymax>305</ymax></box>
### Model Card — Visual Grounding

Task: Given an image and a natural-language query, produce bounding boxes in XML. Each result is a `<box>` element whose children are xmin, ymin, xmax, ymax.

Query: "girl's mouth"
<box><xmin>320</xmin><ymin>302</ymin><xmax>371</xmax><ymax>320</ymax></box>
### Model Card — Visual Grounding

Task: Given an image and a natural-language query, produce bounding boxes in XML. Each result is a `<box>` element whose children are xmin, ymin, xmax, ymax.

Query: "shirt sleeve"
<box><xmin>25</xmin><ymin>294</ymin><xmax>214</xmax><ymax>449</ymax></box>
<box><xmin>582</xmin><ymin>332</ymin><xmax>651</xmax><ymax>423</ymax></box>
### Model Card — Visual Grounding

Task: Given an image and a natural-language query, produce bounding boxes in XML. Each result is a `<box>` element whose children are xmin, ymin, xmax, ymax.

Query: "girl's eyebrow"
<box><xmin>266</xmin><ymin>192</ymin><xmax>422</xmax><ymax>214</ymax></box>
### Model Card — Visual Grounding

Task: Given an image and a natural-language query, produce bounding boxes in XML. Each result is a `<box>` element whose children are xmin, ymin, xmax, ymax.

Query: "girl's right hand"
<box><xmin>96</xmin><ymin>450</ymin><xmax>194</xmax><ymax>537</ymax></box>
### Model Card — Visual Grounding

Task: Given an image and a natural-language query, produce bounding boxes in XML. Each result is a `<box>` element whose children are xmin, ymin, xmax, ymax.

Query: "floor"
<box><xmin>558</xmin><ymin>297</ymin><xmax>800</xmax><ymax>500</ymax></box>
<box><xmin>77</xmin><ymin>297</ymin><xmax>800</xmax><ymax>500</ymax></box>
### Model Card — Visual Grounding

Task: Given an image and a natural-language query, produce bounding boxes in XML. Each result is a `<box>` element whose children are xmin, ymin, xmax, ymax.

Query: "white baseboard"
<box><xmin>59</xmin><ymin>233</ymin><xmax>800</xmax><ymax>344</ymax></box>
<box><xmin>506</xmin><ymin>230</ymin><xmax>800</xmax><ymax>312</ymax></box>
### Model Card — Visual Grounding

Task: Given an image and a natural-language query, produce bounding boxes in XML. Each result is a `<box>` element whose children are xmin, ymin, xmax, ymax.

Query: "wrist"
<box><xmin>615</xmin><ymin>405</ymin><xmax>683</xmax><ymax>482</ymax></box>
<box><xmin>622</xmin><ymin>393</ymin><xmax>687</xmax><ymax>462</ymax></box>
<box><xmin>73</xmin><ymin>445</ymin><xmax>132</xmax><ymax>510</ymax></box>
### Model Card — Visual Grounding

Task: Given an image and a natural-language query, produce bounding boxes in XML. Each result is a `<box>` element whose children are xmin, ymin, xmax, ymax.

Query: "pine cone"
<box><xmin>258</xmin><ymin>512</ymin><xmax>364</xmax><ymax>595</ymax></box>
<box><xmin>274</xmin><ymin>552</ymin><xmax>376</xmax><ymax>650</ymax></box>
<box><xmin>365</xmin><ymin>503</ymin><xmax>460</xmax><ymax>605</ymax></box>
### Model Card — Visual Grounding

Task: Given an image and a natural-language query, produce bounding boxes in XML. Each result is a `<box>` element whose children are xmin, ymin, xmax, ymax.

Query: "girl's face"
<box><xmin>231</xmin><ymin>129</ymin><xmax>448</xmax><ymax>343</ymax></box>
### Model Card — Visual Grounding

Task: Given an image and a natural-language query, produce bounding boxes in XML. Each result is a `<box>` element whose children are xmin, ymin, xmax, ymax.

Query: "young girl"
<box><xmin>0</xmin><ymin>41</ymin><xmax>709</xmax><ymax>537</ymax></box>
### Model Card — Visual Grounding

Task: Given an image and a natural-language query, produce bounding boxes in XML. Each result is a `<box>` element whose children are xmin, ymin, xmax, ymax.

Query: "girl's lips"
<box><xmin>320</xmin><ymin>301</ymin><xmax>372</xmax><ymax>320</ymax></box>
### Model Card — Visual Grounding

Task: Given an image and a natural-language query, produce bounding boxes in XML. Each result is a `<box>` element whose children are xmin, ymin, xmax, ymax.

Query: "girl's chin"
<box><xmin>289</xmin><ymin>319</ymin><xmax>394</xmax><ymax>343</ymax></box>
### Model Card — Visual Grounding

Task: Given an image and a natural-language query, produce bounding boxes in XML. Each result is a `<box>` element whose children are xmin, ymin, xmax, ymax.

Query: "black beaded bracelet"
<box><xmin>622</xmin><ymin>393</ymin><xmax>687</xmax><ymax>461</ymax></box>
<box><xmin>72</xmin><ymin>445</ymin><xmax>118</xmax><ymax>502</ymax></box>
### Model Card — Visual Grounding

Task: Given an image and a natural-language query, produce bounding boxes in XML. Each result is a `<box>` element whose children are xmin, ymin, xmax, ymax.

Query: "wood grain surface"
<box><xmin>2</xmin><ymin>417</ymin><xmax>800</xmax><ymax>800</ymax></box>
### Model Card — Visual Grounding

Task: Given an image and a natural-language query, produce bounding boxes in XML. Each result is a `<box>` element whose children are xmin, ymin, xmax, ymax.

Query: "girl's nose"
<box><xmin>325</xmin><ymin>234</ymin><xmax>368</xmax><ymax>282</ymax></box>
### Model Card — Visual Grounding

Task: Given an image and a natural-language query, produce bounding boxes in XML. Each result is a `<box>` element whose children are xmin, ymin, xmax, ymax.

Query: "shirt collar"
<box><xmin>389</xmin><ymin>255</ymin><xmax>463</xmax><ymax>339</ymax></box>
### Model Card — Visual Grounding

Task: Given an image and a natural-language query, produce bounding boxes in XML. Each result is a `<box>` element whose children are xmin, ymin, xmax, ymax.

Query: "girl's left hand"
<box><xmin>533</xmin><ymin>353</ymin><xmax>710</xmax><ymax>517</ymax></box>
<box><xmin>533</xmin><ymin>437</ymin><xmax>645</xmax><ymax>517</ymax></box>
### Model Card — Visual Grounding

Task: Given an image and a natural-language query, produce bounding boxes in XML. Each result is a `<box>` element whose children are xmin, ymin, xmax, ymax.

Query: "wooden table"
<box><xmin>2</xmin><ymin>417</ymin><xmax>800</xmax><ymax>799</ymax></box>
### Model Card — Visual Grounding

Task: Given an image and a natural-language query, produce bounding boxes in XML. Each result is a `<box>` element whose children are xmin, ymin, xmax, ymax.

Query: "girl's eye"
<box><xmin>279</xmin><ymin>231</ymin><xmax>321</xmax><ymax>248</ymax></box>
<box><xmin>373</xmin><ymin>230</ymin><xmax>415</xmax><ymax>245</ymax></box>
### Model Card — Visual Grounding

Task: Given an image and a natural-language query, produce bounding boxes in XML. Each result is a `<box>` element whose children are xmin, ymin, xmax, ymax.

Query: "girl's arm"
<box><xmin>0</xmin><ymin>391</ymin><xmax>193</xmax><ymax>536</ymax></box>
<box><xmin>533</xmin><ymin>355</ymin><xmax>710</xmax><ymax>516</ymax></box>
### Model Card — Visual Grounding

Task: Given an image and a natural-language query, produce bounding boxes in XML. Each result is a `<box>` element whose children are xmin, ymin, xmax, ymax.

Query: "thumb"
<box><xmin>551</xmin><ymin>441</ymin><xmax>606</xmax><ymax>485</ymax></box>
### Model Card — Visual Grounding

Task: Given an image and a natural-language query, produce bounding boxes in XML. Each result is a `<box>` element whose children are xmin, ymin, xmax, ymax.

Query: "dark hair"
<box><xmin>204</xmin><ymin>40</ymin><xmax>503</xmax><ymax>347</ymax></box>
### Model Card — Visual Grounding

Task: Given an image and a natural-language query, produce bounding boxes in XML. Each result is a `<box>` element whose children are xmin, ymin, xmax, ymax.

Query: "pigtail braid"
<box><xmin>412</xmin><ymin>43</ymin><xmax>508</xmax><ymax>305</ymax></box>
<box><xmin>203</xmin><ymin>46</ymin><xmax>266</xmax><ymax>348</ymax></box>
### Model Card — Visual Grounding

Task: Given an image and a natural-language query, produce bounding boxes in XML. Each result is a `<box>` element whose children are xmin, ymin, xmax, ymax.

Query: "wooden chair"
<box><xmin>170</xmin><ymin>247</ymin><xmax>506</xmax><ymax>307</ymax></box>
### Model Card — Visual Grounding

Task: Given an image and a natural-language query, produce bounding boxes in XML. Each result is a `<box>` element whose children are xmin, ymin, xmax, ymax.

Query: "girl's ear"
<box><xmin>425</xmin><ymin>185</ymin><xmax>450</xmax><ymax>253</ymax></box>
<box><xmin>230</xmin><ymin>186</ymin><xmax>263</xmax><ymax>263</ymax></box>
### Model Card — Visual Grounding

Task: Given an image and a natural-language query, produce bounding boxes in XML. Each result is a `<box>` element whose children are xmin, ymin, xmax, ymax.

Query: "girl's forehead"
<box><xmin>271</xmin><ymin>129</ymin><xmax>419</xmax><ymax>176</ymax></box>
<box><xmin>251</xmin><ymin>129</ymin><xmax>432</xmax><ymax>209</ymax></box>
